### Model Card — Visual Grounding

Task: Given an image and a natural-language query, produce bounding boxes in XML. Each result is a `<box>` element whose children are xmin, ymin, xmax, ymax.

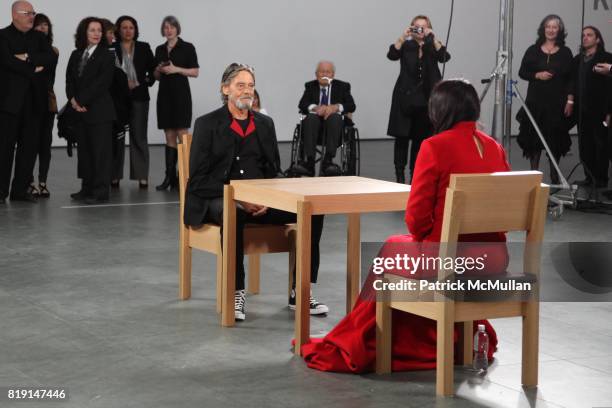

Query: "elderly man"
<box><xmin>184</xmin><ymin>63</ymin><xmax>328</xmax><ymax>321</ymax></box>
<box><xmin>0</xmin><ymin>1</ymin><xmax>57</xmax><ymax>203</ymax></box>
<box><xmin>294</xmin><ymin>60</ymin><xmax>356</xmax><ymax>176</ymax></box>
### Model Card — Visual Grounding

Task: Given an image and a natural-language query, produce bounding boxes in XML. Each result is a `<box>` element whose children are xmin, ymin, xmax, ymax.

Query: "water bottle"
<box><xmin>473</xmin><ymin>324</ymin><xmax>489</xmax><ymax>372</ymax></box>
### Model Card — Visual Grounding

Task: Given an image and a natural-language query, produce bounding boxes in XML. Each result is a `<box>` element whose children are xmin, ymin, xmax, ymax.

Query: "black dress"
<box><xmin>155</xmin><ymin>37</ymin><xmax>199</xmax><ymax>129</ymax></box>
<box><xmin>517</xmin><ymin>44</ymin><xmax>573</xmax><ymax>159</ymax></box>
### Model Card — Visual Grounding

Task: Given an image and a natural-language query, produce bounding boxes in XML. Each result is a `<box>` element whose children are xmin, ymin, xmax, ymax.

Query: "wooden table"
<box><xmin>221</xmin><ymin>176</ymin><xmax>410</xmax><ymax>355</ymax></box>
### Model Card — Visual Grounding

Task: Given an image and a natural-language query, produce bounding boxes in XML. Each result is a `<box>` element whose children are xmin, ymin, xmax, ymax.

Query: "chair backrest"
<box><xmin>177</xmin><ymin>133</ymin><xmax>193</xmax><ymax>218</ymax></box>
<box><xmin>438</xmin><ymin>171</ymin><xmax>549</xmax><ymax>279</ymax></box>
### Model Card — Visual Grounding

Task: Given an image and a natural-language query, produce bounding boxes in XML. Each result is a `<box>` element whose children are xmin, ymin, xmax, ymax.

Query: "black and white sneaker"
<box><xmin>288</xmin><ymin>289</ymin><xmax>329</xmax><ymax>315</ymax></box>
<box><xmin>235</xmin><ymin>289</ymin><xmax>246</xmax><ymax>321</ymax></box>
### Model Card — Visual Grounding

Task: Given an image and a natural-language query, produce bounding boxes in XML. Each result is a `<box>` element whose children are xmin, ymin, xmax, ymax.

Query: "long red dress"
<box><xmin>301</xmin><ymin>121</ymin><xmax>511</xmax><ymax>373</ymax></box>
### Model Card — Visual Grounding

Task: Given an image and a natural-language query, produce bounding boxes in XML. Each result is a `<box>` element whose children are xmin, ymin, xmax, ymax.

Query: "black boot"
<box><xmin>395</xmin><ymin>166</ymin><xmax>405</xmax><ymax>184</ymax></box>
<box><xmin>156</xmin><ymin>146</ymin><xmax>178</xmax><ymax>191</ymax></box>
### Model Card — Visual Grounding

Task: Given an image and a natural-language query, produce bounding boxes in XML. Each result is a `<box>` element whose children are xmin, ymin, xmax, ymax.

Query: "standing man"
<box><xmin>184</xmin><ymin>63</ymin><xmax>328</xmax><ymax>322</ymax></box>
<box><xmin>566</xmin><ymin>26</ymin><xmax>612</xmax><ymax>188</ymax></box>
<box><xmin>0</xmin><ymin>1</ymin><xmax>57</xmax><ymax>203</ymax></box>
<box><xmin>294</xmin><ymin>60</ymin><xmax>356</xmax><ymax>176</ymax></box>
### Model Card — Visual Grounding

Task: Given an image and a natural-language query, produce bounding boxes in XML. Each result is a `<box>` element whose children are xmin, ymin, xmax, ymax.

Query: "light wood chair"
<box><xmin>375</xmin><ymin>171</ymin><xmax>549</xmax><ymax>396</ymax></box>
<box><xmin>178</xmin><ymin>133</ymin><xmax>296</xmax><ymax>312</ymax></box>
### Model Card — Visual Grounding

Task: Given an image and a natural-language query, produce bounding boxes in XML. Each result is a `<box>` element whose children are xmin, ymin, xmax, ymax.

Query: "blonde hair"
<box><xmin>411</xmin><ymin>15</ymin><xmax>433</xmax><ymax>29</ymax></box>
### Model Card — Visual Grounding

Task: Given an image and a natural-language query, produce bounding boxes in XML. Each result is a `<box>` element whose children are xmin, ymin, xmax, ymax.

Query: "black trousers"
<box><xmin>31</xmin><ymin>111</ymin><xmax>55</xmax><ymax>184</ymax></box>
<box><xmin>393</xmin><ymin>107</ymin><xmax>432</xmax><ymax>175</ymax></box>
<box><xmin>129</xmin><ymin>101</ymin><xmax>150</xmax><ymax>180</ymax></box>
<box><xmin>0</xmin><ymin>95</ymin><xmax>41</xmax><ymax>199</ymax></box>
<box><xmin>301</xmin><ymin>113</ymin><xmax>343</xmax><ymax>160</ymax></box>
<box><xmin>578</xmin><ymin>111</ymin><xmax>609</xmax><ymax>184</ymax></box>
<box><xmin>204</xmin><ymin>197</ymin><xmax>325</xmax><ymax>291</ymax></box>
<box><xmin>77</xmin><ymin>121</ymin><xmax>113</xmax><ymax>199</ymax></box>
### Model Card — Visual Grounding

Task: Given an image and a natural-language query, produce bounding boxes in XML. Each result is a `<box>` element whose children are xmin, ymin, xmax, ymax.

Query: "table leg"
<box><xmin>346</xmin><ymin>213</ymin><xmax>361</xmax><ymax>312</ymax></box>
<box><xmin>222</xmin><ymin>185</ymin><xmax>237</xmax><ymax>327</ymax></box>
<box><xmin>295</xmin><ymin>201</ymin><xmax>312</xmax><ymax>356</ymax></box>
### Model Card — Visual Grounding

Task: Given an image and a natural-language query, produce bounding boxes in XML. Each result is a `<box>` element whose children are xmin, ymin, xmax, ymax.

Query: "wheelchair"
<box><xmin>286</xmin><ymin>113</ymin><xmax>360</xmax><ymax>177</ymax></box>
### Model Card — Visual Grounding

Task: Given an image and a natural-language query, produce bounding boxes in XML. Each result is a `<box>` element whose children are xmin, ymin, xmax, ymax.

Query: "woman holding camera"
<box><xmin>154</xmin><ymin>16</ymin><xmax>199</xmax><ymax>191</ymax></box>
<box><xmin>517</xmin><ymin>15</ymin><xmax>573</xmax><ymax>185</ymax></box>
<box><xmin>387</xmin><ymin>15</ymin><xmax>450</xmax><ymax>184</ymax></box>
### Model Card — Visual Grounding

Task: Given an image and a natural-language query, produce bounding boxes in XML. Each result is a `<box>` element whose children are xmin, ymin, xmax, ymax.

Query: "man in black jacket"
<box><xmin>295</xmin><ymin>61</ymin><xmax>356</xmax><ymax>176</ymax></box>
<box><xmin>0</xmin><ymin>1</ymin><xmax>57</xmax><ymax>203</ymax></box>
<box><xmin>184</xmin><ymin>63</ymin><xmax>327</xmax><ymax>321</ymax></box>
<box><xmin>566</xmin><ymin>26</ymin><xmax>612</xmax><ymax>188</ymax></box>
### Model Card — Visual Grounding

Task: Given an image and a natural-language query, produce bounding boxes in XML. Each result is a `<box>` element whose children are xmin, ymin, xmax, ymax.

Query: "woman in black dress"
<box><xmin>517</xmin><ymin>14</ymin><xmax>573</xmax><ymax>184</ymax></box>
<box><xmin>387</xmin><ymin>15</ymin><xmax>450</xmax><ymax>184</ymax></box>
<box><xmin>154</xmin><ymin>16</ymin><xmax>199</xmax><ymax>190</ymax></box>
<box><xmin>28</xmin><ymin>13</ymin><xmax>58</xmax><ymax>198</ymax></box>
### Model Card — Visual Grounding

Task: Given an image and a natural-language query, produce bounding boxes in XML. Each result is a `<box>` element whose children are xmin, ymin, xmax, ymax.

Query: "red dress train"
<box><xmin>301</xmin><ymin>122</ymin><xmax>511</xmax><ymax>373</ymax></box>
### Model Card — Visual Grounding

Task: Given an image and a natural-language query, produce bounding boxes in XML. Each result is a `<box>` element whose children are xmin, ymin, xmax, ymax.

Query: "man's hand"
<box><xmin>323</xmin><ymin>104</ymin><xmax>340</xmax><ymax>120</ymax></box>
<box><xmin>314</xmin><ymin>105</ymin><xmax>326</xmax><ymax>116</ymax></box>
<box><xmin>238</xmin><ymin>201</ymin><xmax>268</xmax><ymax>217</ymax></box>
<box><xmin>594</xmin><ymin>63</ymin><xmax>612</xmax><ymax>76</ymax></box>
<box><xmin>606</xmin><ymin>114</ymin><xmax>611</xmax><ymax>128</ymax></box>
<box><xmin>34</xmin><ymin>66</ymin><xmax>44</xmax><ymax>73</ymax></box>
<box><xmin>535</xmin><ymin>71</ymin><xmax>554</xmax><ymax>81</ymax></box>
<box><xmin>564</xmin><ymin>101</ymin><xmax>573</xmax><ymax>117</ymax></box>
<box><xmin>14</xmin><ymin>53</ymin><xmax>28</xmax><ymax>61</ymax></box>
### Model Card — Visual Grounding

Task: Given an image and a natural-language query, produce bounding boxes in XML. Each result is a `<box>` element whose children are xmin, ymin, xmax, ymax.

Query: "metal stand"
<box><xmin>478</xmin><ymin>0</ymin><xmax>577</xmax><ymax>219</ymax></box>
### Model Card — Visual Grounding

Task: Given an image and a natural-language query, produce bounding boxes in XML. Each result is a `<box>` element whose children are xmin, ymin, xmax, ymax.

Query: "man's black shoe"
<box><xmin>321</xmin><ymin>162</ymin><xmax>342</xmax><ymax>177</ymax></box>
<box><xmin>70</xmin><ymin>191</ymin><xmax>89</xmax><ymax>200</ymax></box>
<box><xmin>292</xmin><ymin>161</ymin><xmax>315</xmax><ymax>177</ymax></box>
<box><xmin>10</xmin><ymin>192</ymin><xmax>38</xmax><ymax>203</ymax></box>
<box><xmin>84</xmin><ymin>197</ymin><xmax>109</xmax><ymax>205</ymax></box>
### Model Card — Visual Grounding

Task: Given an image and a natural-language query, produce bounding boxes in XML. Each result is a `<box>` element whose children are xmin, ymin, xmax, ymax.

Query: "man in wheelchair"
<box><xmin>293</xmin><ymin>61</ymin><xmax>356</xmax><ymax>176</ymax></box>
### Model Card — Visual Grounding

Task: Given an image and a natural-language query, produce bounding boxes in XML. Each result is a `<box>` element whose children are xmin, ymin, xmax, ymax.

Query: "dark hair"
<box><xmin>536</xmin><ymin>14</ymin><xmax>566</xmax><ymax>46</ymax></box>
<box><xmin>254</xmin><ymin>89</ymin><xmax>261</xmax><ymax>108</ymax></box>
<box><xmin>33</xmin><ymin>13</ymin><xmax>53</xmax><ymax>45</ymax></box>
<box><xmin>74</xmin><ymin>17</ymin><xmax>106</xmax><ymax>50</ymax></box>
<box><xmin>428</xmin><ymin>79</ymin><xmax>480</xmax><ymax>134</ymax></box>
<box><xmin>220</xmin><ymin>63</ymin><xmax>255</xmax><ymax>103</ymax></box>
<box><xmin>581</xmin><ymin>25</ymin><xmax>605</xmax><ymax>53</ymax></box>
<box><xmin>160</xmin><ymin>15</ymin><xmax>181</xmax><ymax>37</ymax></box>
<box><xmin>115</xmin><ymin>15</ymin><xmax>139</xmax><ymax>41</ymax></box>
<box><xmin>100</xmin><ymin>18</ymin><xmax>115</xmax><ymax>35</ymax></box>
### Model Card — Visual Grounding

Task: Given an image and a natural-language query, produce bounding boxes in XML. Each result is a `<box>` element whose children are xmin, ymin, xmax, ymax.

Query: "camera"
<box><xmin>410</xmin><ymin>26</ymin><xmax>424</xmax><ymax>34</ymax></box>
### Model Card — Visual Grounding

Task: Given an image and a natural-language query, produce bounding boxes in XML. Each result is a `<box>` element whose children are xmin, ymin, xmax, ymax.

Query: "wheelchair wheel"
<box><xmin>286</xmin><ymin>124</ymin><xmax>302</xmax><ymax>177</ymax></box>
<box><xmin>340</xmin><ymin>127</ymin><xmax>360</xmax><ymax>176</ymax></box>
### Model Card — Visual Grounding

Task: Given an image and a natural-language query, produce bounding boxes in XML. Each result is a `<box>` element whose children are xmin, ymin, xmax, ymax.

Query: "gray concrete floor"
<box><xmin>1</xmin><ymin>138</ymin><xmax>611</xmax><ymax>408</ymax></box>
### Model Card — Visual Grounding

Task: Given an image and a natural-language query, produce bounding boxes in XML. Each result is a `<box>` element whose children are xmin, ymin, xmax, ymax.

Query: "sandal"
<box><xmin>27</xmin><ymin>183</ymin><xmax>40</xmax><ymax>197</ymax></box>
<box><xmin>38</xmin><ymin>183</ymin><xmax>50</xmax><ymax>198</ymax></box>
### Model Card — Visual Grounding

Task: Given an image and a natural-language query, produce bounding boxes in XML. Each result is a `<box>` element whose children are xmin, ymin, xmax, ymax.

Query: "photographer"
<box><xmin>386</xmin><ymin>15</ymin><xmax>450</xmax><ymax>184</ymax></box>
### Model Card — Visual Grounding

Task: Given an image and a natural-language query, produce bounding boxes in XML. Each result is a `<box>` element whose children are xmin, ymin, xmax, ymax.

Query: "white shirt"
<box><xmin>307</xmin><ymin>82</ymin><xmax>344</xmax><ymax>114</ymax></box>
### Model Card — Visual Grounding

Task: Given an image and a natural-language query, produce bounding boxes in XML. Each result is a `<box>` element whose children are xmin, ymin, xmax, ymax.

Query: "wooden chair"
<box><xmin>375</xmin><ymin>171</ymin><xmax>549</xmax><ymax>396</ymax></box>
<box><xmin>178</xmin><ymin>133</ymin><xmax>296</xmax><ymax>312</ymax></box>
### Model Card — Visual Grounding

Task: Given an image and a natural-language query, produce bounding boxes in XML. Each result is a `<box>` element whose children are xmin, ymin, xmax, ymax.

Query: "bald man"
<box><xmin>0</xmin><ymin>1</ymin><xmax>57</xmax><ymax>203</ymax></box>
<box><xmin>295</xmin><ymin>61</ymin><xmax>356</xmax><ymax>176</ymax></box>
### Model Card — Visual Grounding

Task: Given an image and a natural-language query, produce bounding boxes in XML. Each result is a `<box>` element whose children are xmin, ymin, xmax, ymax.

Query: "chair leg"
<box><xmin>216</xmin><ymin>253</ymin><xmax>222</xmax><ymax>313</ymax></box>
<box><xmin>375</xmin><ymin>284</ymin><xmax>392</xmax><ymax>374</ymax></box>
<box><xmin>247</xmin><ymin>254</ymin><xmax>261</xmax><ymax>295</ymax></box>
<box><xmin>463</xmin><ymin>320</ymin><xmax>473</xmax><ymax>366</ymax></box>
<box><xmin>179</xmin><ymin>228</ymin><xmax>192</xmax><ymax>300</ymax></box>
<box><xmin>522</xmin><ymin>301</ymin><xmax>539</xmax><ymax>387</ymax></box>
<box><xmin>288</xmin><ymin>230</ymin><xmax>296</xmax><ymax>297</ymax></box>
<box><xmin>436</xmin><ymin>313</ymin><xmax>455</xmax><ymax>396</ymax></box>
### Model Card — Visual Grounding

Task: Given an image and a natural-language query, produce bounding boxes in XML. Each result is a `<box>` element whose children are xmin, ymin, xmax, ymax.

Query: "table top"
<box><xmin>230</xmin><ymin>176</ymin><xmax>411</xmax><ymax>215</ymax></box>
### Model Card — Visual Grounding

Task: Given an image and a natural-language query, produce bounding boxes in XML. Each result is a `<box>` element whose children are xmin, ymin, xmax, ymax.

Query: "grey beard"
<box><xmin>232</xmin><ymin>96</ymin><xmax>253</xmax><ymax>110</ymax></box>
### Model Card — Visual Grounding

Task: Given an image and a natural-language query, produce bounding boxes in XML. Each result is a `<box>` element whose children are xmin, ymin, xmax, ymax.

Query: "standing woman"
<box><xmin>387</xmin><ymin>15</ymin><xmax>450</xmax><ymax>184</ymax></box>
<box><xmin>66</xmin><ymin>17</ymin><xmax>116</xmax><ymax>204</ymax></box>
<box><xmin>28</xmin><ymin>13</ymin><xmax>58</xmax><ymax>198</ymax></box>
<box><xmin>113</xmin><ymin>16</ymin><xmax>156</xmax><ymax>189</ymax></box>
<box><xmin>517</xmin><ymin>15</ymin><xmax>573</xmax><ymax>184</ymax></box>
<box><xmin>154</xmin><ymin>16</ymin><xmax>199</xmax><ymax>191</ymax></box>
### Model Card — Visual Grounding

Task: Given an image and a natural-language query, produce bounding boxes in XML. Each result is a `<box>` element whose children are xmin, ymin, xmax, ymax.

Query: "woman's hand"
<box><xmin>535</xmin><ymin>71</ymin><xmax>553</xmax><ymax>81</ymax></box>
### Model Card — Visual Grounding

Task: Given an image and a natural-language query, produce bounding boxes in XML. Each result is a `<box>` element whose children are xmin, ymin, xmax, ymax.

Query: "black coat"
<box><xmin>386</xmin><ymin>37</ymin><xmax>450</xmax><ymax>138</ymax></box>
<box><xmin>66</xmin><ymin>44</ymin><xmax>116</xmax><ymax>124</ymax></box>
<box><xmin>298</xmin><ymin>79</ymin><xmax>356</xmax><ymax>115</ymax></box>
<box><xmin>184</xmin><ymin>106</ymin><xmax>281</xmax><ymax>226</ymax></box>
<box><xmin>0</xmin><ymin>24</ymin><xmax>57</xmax><ymax>115</ymax></box>
<box><xmin>113</xmin><ymin>41</ymin><xmax>156</xmax><ymax>101</ymax></box>
<box><xmin>569</xmin><ymin>49</ymin><xmax>612</xmax><ymax>121</ymax></box>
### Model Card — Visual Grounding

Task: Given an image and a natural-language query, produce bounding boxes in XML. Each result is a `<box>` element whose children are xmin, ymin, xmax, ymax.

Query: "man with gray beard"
<box><xmin>184</xmin><ymin>63</ymin><xmax>327</xmax><ymax>321</ymax></box>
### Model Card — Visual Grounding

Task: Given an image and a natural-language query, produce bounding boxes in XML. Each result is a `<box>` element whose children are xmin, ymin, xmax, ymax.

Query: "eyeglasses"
<box><xmin>16</xmin><ymin>10</ymin><xmax>37</xmax><ymax>17</ymax></box>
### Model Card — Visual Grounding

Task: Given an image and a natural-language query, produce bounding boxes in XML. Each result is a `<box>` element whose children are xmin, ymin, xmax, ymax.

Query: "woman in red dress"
<box><xmin>301</xmin><ymin>79</ymin><xmax>510</xmax><ymax>373</ymax></box>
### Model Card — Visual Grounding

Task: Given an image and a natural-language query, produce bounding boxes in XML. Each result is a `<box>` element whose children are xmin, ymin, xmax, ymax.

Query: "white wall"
<box><xmin>25</xmin><ymin>0</ymin><xmax>609</xmax><ymax>146</ymax></box>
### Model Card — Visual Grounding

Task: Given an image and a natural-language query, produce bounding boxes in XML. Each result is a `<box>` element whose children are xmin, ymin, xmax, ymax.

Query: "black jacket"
<box><xmin>113</xmin><ymin>41</ymin><xmax>156</xmax><ymax>101</ymax></box>
<box><xmin>66</xmin><ymin>44</ymin><xmax>116</xmax><ymax>124</ymax></box>
<box><xmin>298</xmin><ymin>79</ymin><xmax>356</xmax><ymax>115</ymax></box>
<box><xmin>184</xmin><ymin>106</ymin><xmax>281</xmax><ymax>226</ymax></box>
<box><xmin>387</xmin><ymin>36</ymin><xmax>450</xmax><ymax>138</ymax></box>
<box><xmin>569</xmin><ymin>49</ymin><xmax>612</xmax><ymax>121</ymax></box>
<box><xmin>0</xmin><ymin>24</ymin><xmax>57</xmax><ymax>114</ymax></box>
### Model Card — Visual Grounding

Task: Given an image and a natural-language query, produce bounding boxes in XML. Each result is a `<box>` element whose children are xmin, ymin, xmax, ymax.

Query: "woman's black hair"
<box><xmin>428</xmin><ymin>79</ymin><xmax>480</xmax><ymax>134</ymax></box>
<box><xmin>115</xmin><ymin>15</ymin><xmax>139</xmax><ymax>41</ymax></box>
<box><xmin>74</xmin><ymin>17</ymin><xmax>106</xmax><ymax>50</ymax></box>
<box><xmin>33</xmin><ymin>13</ymin><xmax>53</xmax><ymax>45</ymax></box>
<box><xmin>536</xmin><ymin>14</ymin><xmax>567</xmax><ymax>47</ymax></box>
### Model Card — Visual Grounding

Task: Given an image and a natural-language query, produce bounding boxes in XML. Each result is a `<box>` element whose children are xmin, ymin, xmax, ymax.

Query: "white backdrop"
<box><xmin>22</xmin><ymin>0</ymin><xmax>610</xmax><ymax>146</ymax></box>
